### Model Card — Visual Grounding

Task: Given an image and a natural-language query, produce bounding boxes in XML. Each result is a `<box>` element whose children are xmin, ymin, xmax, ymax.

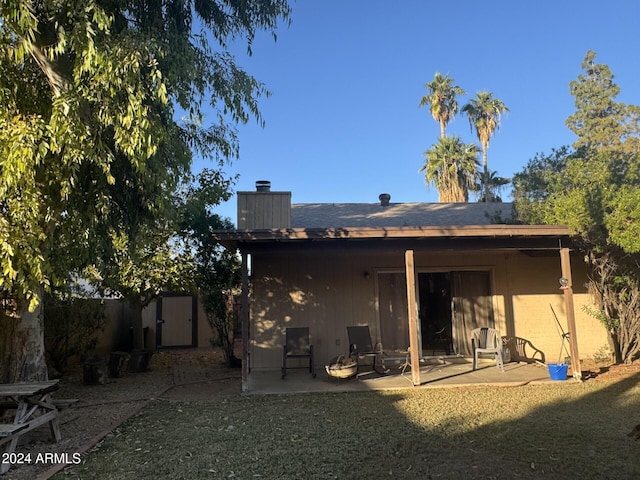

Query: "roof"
<box><xmin>291</xmin><ymin>202</ymin><xmax>515</xmax><ymax>228</ymax></box>
<box><xmin>214</xmin><ymin>201</ymin><xmax>571</xmax><ymax>251</ymax></box>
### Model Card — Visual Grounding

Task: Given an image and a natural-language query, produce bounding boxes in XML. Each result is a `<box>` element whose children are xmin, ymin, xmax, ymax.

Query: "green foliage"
<box><xmin>85</xmin><ymin>225</ymin><xmax>195</xmax><ymax>303</ymax></box>
<box><xmin>462</xmin><ymin>91</ymin><xmax>509</xmax><ymax>148</ymax></box>
<box><xmin>179</xmin><ymin>170</ymin><xmax>240</xmax><ymax>366</ymax></box>
<box><xmin>582</xmin><ymin>304</ymin><xmax>618</xmax><ymax>331</ymax></box>
<box><xmin>421</xmin><ymin>135</ymin><xmax>479</xmax><ymax>202</ymax></box>
<box><xmin>202</xmin><ymin>250</ymin><xmax>241</xmax><ymax>367</ymax></box>
<box><xmin>566</xmin><ymin>50</ymin><xmax>640</xmax><ymax>156</ymax></box>
<box><xmin>419</xmin><ymin>72</ymin><xmax>466</xmax><ymax>138</ymax></box>
<box><xmin>474</xmin><ymin>170</ymin><xmax>510</xmax><ymax>202</ymax></box>
<box><xmin>462</xmin><ymin>91</ymin><xmax>509</xmax><ymax>202</ymax></box>
<box><xmin>1</xmin><ymin>0</ymin><xmax>290</xmax><ymax>378</ymax></box>
<box><xmin>0</xmin><ymin>0</ymin><xmax>291</xmax><ymax>313</ymax></box>
<box><xmin>513</xmin><ymin>51</ymin><xmax>640</xmax><ymax>363</ymax></box>
<box><xmin>604</xmin><ymin>186</ymin><xmax>640</xmax><ymax>254</ymax></box>
<box><xmin>418</xmin><ymin>73</ymin><xmax>510</xmax><ymax>203</ymax></box>
<box><xmin>513</xmin><ymin>147</ymin><xmax>571</xmax><ymax>203</ymax></box>
<box><xmin>591</xmin><ymin>345</ymin><xmax>613</xmax><ymax>364</ymax></box>
<box><xmin>44</xmin><ymin>292</ymin><xmax>106</xmax><ymax>373</ymax></box>
<box><xmin>83</xmin><ymin>203</ymin><xmax>199</xmax><ymax>350</ymax></box>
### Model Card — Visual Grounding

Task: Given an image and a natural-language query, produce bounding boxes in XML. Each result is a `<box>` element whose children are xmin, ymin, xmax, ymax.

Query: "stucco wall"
<box><xmin>248</xmin><ymin>246</ymin><xmax>608</xmax><ymax>372</ymax></box>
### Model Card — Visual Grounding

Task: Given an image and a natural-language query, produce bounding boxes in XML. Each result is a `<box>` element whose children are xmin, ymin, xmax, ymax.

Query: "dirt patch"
<box><xmin>3</xmin><ymin>349</ymin><xmax>241</xmax><ymax>480</ymax></box>
<box><xmin>580</xmin><ymin>359</ymin><xmax>640</xmax><ymax>381</ymax></box>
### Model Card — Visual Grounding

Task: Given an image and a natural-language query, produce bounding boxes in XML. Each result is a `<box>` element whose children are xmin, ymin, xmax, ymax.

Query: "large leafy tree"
<box><xmin>462</xmin><ymin>92</ymin><xmax>509</xmax><ymax>202</ymax></box>
<box><xmin>419</xmin><ymin>72</ymin><xmax>465</xmax><ymax>139</ymax></box>
<box><xmin>0</xmin><ymin>0</ymin><xmax>291</xmax><ymax>380</ymax></box>
<box><xmin>179</xmin><ymin>170</ymin><xmax>240</xmax><ymax>367</ymax></box>
<box><xmin>512</xmin><ymin>146</ymin><xmax>575</xmax><ymax>223</ymax></box>
<box><xmin>513</xmin><ymin>51</ymin><xmax>640</xmax><ymax>364</ymax></box>
<box><xmin>84</xmin><ymin>219</ymin><xmax>196</xmax><ymax>351</ymax></box>
<box><xmin>421</xmin><ymin>136</ymin><xmax>479</xmax><ymax>202</ymax></box>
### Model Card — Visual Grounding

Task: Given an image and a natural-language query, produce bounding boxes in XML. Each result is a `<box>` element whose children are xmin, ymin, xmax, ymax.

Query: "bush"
<box><xmin>44</xmin><ymin>294</ymin><xmax>106</xmax><ymax>373</ymax></box>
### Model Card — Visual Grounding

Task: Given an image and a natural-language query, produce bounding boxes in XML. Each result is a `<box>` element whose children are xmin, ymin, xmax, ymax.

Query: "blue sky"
<box><xmin>198</xmin><ymin>0</ymin><xmax>640</xmax><ymax>224</ymax></box>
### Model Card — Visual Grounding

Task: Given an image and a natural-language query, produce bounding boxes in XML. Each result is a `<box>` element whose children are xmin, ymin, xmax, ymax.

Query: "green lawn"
<box><xmin>54</xmin><ymin>376</ymin><xmax>640</xmax><ymax>479</ymax></box>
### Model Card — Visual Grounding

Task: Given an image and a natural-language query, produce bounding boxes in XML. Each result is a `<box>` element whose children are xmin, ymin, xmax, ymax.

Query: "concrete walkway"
<box><xmin>246</xmin><ymin>357</ymin><xmax>574</xmax><ymax>395</ymax></box>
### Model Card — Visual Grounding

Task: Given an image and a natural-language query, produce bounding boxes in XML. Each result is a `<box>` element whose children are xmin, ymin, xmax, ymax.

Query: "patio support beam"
<box><xmin>240</xmin><ymin>252</ymin><xmax>250</xmax><ymax>393</ymax></box>
<box><xmin>560</xmin><ymin>247</ymin><xmax>582</xmax><ymax>380</ymax></box>
<box><xmin>405</xmin><ymin>250</ymin><xmax>421</xmax><ymax>386</ymax></box>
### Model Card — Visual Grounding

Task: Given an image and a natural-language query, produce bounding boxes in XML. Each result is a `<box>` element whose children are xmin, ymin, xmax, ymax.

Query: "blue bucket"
<box><xmin>547</xmin><ymin>363</ymin><xmax>568</xmax><ymax>381</ymax></box>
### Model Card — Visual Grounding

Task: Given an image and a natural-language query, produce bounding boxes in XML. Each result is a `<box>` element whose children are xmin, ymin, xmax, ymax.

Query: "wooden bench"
<box><xmin>1</xmin><ymin>398</ymin><xmax>79</xmax><ymax>410</ymax></box>
<box><xmin>0</xmin><ymin>398</ymin><xmax>80</xmax><ymax>410</ymax></box>
<box><xmin>0</xmin><ymin>380</ymin><xmax>62</xmax><ymax>474</ymax></box>
<box><xmin>0</xmin><ymin>424</ymin><xmax>26</xmax><ymax>437</ymax></box>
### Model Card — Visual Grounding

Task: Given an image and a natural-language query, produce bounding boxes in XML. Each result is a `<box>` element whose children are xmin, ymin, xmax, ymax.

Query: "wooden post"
<box><xmin>405</xmin><ymin>250</ymin><xmax>421</xmax><ymax>386</ymax></box>
<box><xmin>560</xmin><ymin>247</ymin><xmax>582</xmax><ymax>380</ymax></box>
<box><xmin>240</xmin><ymin>252</ymin><xmax>250</xmax><ymax>393</ymax></box>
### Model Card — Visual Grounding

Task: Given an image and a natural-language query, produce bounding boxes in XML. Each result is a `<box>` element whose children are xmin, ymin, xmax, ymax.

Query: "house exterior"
<box><xmin>215</xmin><ymin>182</ymin><xmax>608</xmax><ymax>390</ymax></box>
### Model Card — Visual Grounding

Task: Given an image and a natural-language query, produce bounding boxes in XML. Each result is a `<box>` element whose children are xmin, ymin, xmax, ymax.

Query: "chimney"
<box><xmin>237</xmin><ymin>181</ymin><xmax>291</xmax><ymax>229</ymax></box>
<box><xmin>256</xmin><ymin>180</ymin><xmax>271</xmax><ymax>192</ymax></box>
<box><xmin>379</xmin><ymin>193</ymin><xmax>391</xmax><ymax>206</ymax></box>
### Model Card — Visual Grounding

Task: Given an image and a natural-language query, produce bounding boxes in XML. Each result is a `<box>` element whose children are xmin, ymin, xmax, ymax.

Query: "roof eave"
<box><xmin>213</xmin><ymin>224</ymin><xmax>571</xmax><ymax>250</ymax></box>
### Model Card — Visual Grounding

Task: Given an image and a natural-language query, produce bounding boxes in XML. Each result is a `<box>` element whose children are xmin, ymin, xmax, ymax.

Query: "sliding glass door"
<box><xmin>377</xmin><ymin>270</ymin><xmax>493</xmax><ymax>356</ymax></box>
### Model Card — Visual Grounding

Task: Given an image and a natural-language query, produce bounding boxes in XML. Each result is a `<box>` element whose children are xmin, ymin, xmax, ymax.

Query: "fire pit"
<box><xmin>325</xmin><ymin>355</ymin><xmax>357</xmax><ymax>379</ymax></box>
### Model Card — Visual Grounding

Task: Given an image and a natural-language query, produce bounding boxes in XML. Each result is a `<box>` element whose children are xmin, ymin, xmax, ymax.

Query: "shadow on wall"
<box><xmin>252</xmin><ymin>272</ymin><xmax>322</xmax><ymax>355</ymax></box>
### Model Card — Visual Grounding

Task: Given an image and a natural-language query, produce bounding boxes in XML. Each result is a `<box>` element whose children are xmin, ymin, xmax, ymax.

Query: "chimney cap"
<box><xmin>256</xmin><ymin>180</ymin><xmax>271</xmax><ymax>192</ymax></box>
<box><xmin>379</xmin><ymin>193</ymin><xmax>391</xmax><ymax>206</ymax></box>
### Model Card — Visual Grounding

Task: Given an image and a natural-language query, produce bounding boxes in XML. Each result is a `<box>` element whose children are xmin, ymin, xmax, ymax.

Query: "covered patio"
<box><xmin>246</xmin><ymin>356</ymin><xmax>571</xmax><ymax>395</ymax></box>
<box><xmin>213</xmin><ymin>187</ymin><xmax>604</xmax><ymax>394</ymax></box>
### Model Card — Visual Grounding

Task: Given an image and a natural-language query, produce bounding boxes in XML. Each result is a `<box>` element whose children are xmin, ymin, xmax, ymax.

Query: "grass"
<box><xmin>54</xmin><ymin>376</ymin><xmax>640</xmax><ymax>480</ymax></box>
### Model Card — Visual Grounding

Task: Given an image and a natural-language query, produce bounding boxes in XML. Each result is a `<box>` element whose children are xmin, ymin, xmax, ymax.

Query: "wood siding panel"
<box><xmin>250</xmin><ymin>251</ymin><xmax>376</xmax><ymax>371</ymax></box>
<box><xmin>248</xmin><ymin>247</ymin><xmax>608</xmax><ymax>372</ymax></box>
<box><xmin>237</xmin><ymin>192</ymin><xmax>291</xmax><ymax>229</ymax></box>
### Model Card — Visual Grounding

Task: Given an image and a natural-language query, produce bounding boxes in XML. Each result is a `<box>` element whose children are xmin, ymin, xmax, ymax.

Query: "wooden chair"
<box><xmin>471</xmin><ymin>327</ymin><xmax>504</xmax><ymax>371</ymax></box>
<box><xmin>281</xmin><ymin>327</ymin><xmax>316</xmax><ymax>379</ymax></box>
<box><xmin>347</xmin><ymin>325</ymin><xmax>388</xmax><ymax>374</ymax></box>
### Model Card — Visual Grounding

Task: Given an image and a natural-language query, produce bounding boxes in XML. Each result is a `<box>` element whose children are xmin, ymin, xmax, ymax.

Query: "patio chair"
<box><xmin>471</xmin><ymin>327</ymin><xmax>504</xmax><ymax>372</ymax></box>
<box><xmin>281</xmin><ymin>327</ymin><xmax>316</xmax><ymax>379</ymax></box>
<box><xmin>347</xmin><ymin>325</ymin><xmax>388</xmax><ymax>374</ymax></box>
<box><xmin>431</xmin><ymin>326</ymin><xmax>451</xmax><ymax>355</ymax></box>
<box><xmin>502</xmin><ymin>336</ymin><xmax>545</xmax><ymax>364</ymax></box>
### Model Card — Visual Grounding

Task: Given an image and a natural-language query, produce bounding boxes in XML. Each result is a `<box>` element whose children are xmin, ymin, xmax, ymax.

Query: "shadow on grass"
<box><xmin>51</xmin><ymin>373</ymin><xmax>640</xmax><ymax>480</ymax></box>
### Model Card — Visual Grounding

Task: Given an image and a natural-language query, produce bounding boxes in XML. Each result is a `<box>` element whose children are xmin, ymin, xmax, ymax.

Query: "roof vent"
<box><xmin>256</xmin><ymin>180</ymin><xmax>271</xmax><ymax>192</ymax></box>
<box><xmin>379</xmin><ymin>193</ymin><xmax>391</xmax><ymax>206</ymax></box>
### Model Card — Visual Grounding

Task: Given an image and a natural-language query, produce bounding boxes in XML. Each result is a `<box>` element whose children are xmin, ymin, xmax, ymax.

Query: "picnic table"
<box><xmin>0</xmin><ymin>380</ymin><xmax>61</xmax><ymax>474</ymax></box>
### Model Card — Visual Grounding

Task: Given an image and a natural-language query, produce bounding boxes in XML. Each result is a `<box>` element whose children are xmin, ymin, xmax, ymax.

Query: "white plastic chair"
<box><xmin>471</xmin><ymin>327</ymin><xmax>504</xmax><ymax>372</ymax></box>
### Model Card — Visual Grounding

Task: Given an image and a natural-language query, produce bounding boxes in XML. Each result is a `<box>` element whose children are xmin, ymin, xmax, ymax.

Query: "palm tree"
<box><xmin>473</xmin><ymin>170</ymin><xmax>511</xmax><ymax>202</ymax></box>
<box><xmin>462</xmin><ymin>92</ymin><xmax>509</xmax><ymax>202</ymax></box>
<box><xmin>421</xmin><ymin>136</ymin><xmax>480</xmax><ymax>202</ymax></box>
<box><xmin>419</xmin><ymin>73</ymin><xmax>466</xmax><ymax>138</ymax></box>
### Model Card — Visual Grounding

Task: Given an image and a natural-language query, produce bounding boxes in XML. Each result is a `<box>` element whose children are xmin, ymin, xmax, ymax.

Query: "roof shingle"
<box><xmin>291</xmin><ymin>202</ymin><xmax>515</xmax><ymax>229</ymax></box>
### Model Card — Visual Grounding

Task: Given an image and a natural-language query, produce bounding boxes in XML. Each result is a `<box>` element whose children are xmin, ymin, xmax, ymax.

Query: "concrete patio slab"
<box><xmin>246</xmin><ymin>358</ymin><xmax>576</xmax><ymax>395</ymax></box>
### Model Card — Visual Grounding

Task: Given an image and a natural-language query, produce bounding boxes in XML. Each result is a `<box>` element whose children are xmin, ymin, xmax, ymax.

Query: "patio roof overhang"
<box><xmin>213</xmin><ymin>224</ymin><xmax>573</xmax><ymax>253</ymax></box>
<box><xmin>221</xmin><ymin>222</ymin><xmax>582</xmax><ymax>390</ymax></box>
